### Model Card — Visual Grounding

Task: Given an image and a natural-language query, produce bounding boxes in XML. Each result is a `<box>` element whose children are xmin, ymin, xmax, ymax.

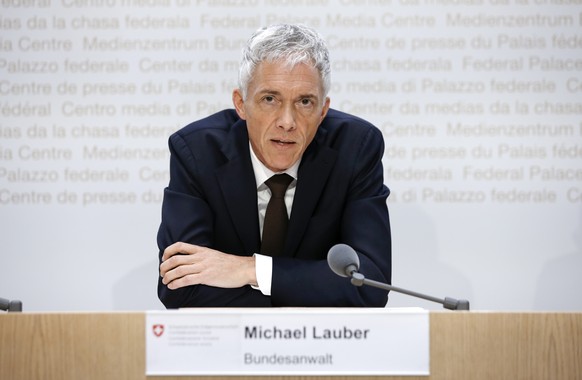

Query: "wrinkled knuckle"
<box><xmin>174</xmin><ymin>265</ymin><xmax>188</xmax><ymax>278</ymax></box>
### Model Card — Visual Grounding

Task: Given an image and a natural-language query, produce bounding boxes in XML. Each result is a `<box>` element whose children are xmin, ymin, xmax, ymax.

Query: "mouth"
<box><xmin>270</xmin><ymin>138</ymin><xmax>295</xmax><ymax>146</ymax></box>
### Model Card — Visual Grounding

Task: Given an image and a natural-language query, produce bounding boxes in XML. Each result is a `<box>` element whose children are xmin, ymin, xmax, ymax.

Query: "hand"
<box><xmin>160</xmin><ymin>242</ymin><xmax>257</xmax><ymax>290</ymax></box>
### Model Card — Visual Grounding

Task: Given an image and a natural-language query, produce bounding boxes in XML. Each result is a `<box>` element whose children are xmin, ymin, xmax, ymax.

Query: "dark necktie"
<box><xmin>261</xmin><ymin>173</ymin><xmax>293</xmax><ymax>257</ymax></box>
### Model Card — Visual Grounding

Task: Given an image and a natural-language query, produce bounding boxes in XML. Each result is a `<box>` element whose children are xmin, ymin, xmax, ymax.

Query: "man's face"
<box><xmin>233</xmin><ymin>60</ymin><xmax>330</xmax><ymax>172</ymax></box>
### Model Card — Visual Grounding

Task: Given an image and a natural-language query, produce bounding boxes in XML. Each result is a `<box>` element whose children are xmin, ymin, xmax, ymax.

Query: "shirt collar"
<box><xmin>249</xmin><ymin>142</ymin><xmax>300</xmax><ymax>189</ymax></box>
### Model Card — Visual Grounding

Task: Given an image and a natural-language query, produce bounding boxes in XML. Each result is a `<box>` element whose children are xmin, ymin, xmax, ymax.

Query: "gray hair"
<box><xmin>238</xmin><ymin>24</ymin><xmax>331</xmax><ymax>102</ymax></box>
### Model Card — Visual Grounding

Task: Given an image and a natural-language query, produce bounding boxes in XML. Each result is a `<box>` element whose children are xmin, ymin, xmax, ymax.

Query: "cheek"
<box><xmin>301</xmin><ymin>119</ymin><xmax>321</xmax><ymax>143</ymax></box>
<box><xmin>247</xmin><ymin>121</ymin><xmax>273</xmax><ymax>155</ymax></box>
<box><xmin>247</xmin><ymin>126</ymin><xmax>264</xmax><ymax>148</ymax></box>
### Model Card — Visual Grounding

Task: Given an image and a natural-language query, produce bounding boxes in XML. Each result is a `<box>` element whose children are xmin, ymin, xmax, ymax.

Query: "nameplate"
<box><xmin>146</xmin><ymin>308</ymin><xmax>429</xmax><ymax>376</ymax></box>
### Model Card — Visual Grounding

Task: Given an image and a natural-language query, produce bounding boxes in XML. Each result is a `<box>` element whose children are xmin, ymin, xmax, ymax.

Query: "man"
<box><xmin>157</xmin><ymin>24</ymin><xmax>391</xmax><ymax>307</ymax></box>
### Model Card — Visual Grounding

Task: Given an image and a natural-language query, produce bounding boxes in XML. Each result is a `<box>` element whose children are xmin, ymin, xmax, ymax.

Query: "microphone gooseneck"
<box><xmin>326</xmin><ymin>244</ymin><xmax>470</xmax><ymax>311</ymax></box>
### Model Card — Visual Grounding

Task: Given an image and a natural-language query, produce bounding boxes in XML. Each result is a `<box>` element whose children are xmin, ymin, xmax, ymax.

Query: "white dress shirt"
<box><xmin>249</xmin><ymin>143</ymin><xmax>300</xmax><ymax>296</ymax></box>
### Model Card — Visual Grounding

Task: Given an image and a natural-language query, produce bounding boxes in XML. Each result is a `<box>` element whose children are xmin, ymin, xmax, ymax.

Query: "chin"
<box><xmin>269</xmin><ymin>161</ymin><xmax>293</xmax><ymax>172</ymax></box>
<box><xmin>268</xmin><ymin>155</ymin><xmax>298</xmax><ymax>171</ymax></box>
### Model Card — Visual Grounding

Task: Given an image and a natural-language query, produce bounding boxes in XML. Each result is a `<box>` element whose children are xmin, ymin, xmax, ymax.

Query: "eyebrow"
<box><xmin>257</xmin><ymin>89</ymin><xmax>318</xmax><ymax>101</ymax></box>
<box><xmin>257</xmin><ymin>89</ymin><xmax>281</xmax><ymax>97</ymax></box>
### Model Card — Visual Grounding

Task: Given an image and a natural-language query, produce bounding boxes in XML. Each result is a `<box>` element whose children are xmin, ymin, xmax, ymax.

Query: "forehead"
<box><xmin>249</xmin><ymin>60</ymin><xmax>323</xmax><ymax>95</ymax></box>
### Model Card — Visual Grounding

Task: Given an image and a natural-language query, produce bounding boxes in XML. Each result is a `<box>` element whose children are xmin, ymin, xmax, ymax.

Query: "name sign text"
<box><xmin>146</xmin><ymin>308</ymin><xmax>429</xmax><ymax>376</ymax></box>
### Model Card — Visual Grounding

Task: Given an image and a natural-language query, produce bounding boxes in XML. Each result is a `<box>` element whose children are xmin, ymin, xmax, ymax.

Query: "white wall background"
<box><xmin>1</xmin><ymin>0</ymin><xmax>581</xmax><ymax>311</ymax></box>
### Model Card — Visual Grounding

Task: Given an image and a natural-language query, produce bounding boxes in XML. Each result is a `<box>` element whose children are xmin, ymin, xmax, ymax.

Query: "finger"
<box><xmin>162</xmin><ymin>261</ymin><xmax>197</xmax><ymax>285</ymax></box>
<box><xmin>166</xmin><ymin>271</ymin><xmax>202</xmax><ymax>290</ymax></box>
<box><xmin>159</xmin><ymin>257</ymin><xmax>177</xmax><ymax>277</ymax></box>
<box><xmin>166</xmin><ymin>273</ymin><xmax>199</xmax><ymax>290</ymax></box>
<box><xmin>160</xmin><ymin>252</ymin><xmax>196</xmax><ymax>277</ymax></box>
<box><xmin>161</xmin><ymin>242</ymin><xmax>186</xmax><ymax>262</ymax></box>
<box><xmin>161</xmin><ymin>242</ymin><xmax>196</xmax><ymax>262</ymax></box>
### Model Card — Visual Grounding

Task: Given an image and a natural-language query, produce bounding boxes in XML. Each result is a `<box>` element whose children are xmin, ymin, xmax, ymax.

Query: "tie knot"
<box><xmin>265</xmin><ymin>174</ymin><xmax>293</xmax><ymax>199</ymax></box>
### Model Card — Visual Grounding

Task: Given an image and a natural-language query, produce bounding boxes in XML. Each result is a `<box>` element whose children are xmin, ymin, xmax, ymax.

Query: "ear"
<box><xmin>232</xmin><ymin>89</ymin><xmax>247</xmax><ymax>120</ymax></box>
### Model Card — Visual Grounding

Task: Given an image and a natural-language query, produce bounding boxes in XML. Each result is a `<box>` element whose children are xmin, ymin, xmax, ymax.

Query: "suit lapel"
<box><xmin>215</xmin><ymin>121</ymin><xmax>261</xmax><ymax>254</ymax></box>
<box><xmin>285</xmin><ymin>136</ymin><xmax>337</xmax><ymax>257</ymax></box>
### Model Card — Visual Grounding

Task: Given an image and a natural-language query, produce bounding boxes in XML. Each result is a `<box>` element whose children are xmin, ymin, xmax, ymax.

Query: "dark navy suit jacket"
<box><xmin>157</xmin><ymin>108</ymin><xmax>391</xmax><ymax>307</ymax></box>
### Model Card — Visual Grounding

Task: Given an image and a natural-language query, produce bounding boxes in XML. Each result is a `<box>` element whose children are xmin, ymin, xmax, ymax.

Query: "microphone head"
<box><xmin>327</xmin><ymin>243</ymin><xmax>360</xmax><ymax>277</ymax></box>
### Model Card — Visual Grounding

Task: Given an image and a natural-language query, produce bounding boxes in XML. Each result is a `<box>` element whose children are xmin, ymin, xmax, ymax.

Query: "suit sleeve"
<box><xmin>156</xmin><ymin>132</ymin><xmax>271</xmax><ymax>308</ymax></box>
<box><xmin>271</xmin><ymin>125</ymin><xmax>392</xmax><ymax>307</ymax></box>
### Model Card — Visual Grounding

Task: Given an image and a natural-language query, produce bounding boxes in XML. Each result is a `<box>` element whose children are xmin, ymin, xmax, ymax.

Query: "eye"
<box><xmin>299</xmin><ymin>98</ymin><xmax>314</xmax><ymax>107</ymax></box>
<box><xmin>263</xmin><ymin>95</ymin><xmax>275</xmax><ymax>103</ymax></box>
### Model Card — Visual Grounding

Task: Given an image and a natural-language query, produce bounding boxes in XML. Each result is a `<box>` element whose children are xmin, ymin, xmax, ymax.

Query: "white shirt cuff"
<box><xmin>251</xmin><ymin>253</ymin><xmax>272</xmax><ymax>296</ymax></box>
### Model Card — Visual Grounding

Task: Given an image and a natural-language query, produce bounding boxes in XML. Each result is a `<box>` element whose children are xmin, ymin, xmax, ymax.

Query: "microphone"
<box><xmin>0</xmin><ymin>297</ymin><xmax>22</xmax><ymax>312</ymax></box>
<box><xmin>327</xmin><ymin>244</ymin><xmax>470</xmax><ymax>311</ymax></box>
<box><xmin>327</xmin><ymin>243</ymin><xmax>360</xmax><ymax>277</ymax></box>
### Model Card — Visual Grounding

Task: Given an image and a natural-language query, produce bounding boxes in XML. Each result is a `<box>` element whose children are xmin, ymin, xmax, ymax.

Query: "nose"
<box><xmin>277</xmin><ymin>104</ymin><xmax>296</xmax><ymax>132</ymax></box>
